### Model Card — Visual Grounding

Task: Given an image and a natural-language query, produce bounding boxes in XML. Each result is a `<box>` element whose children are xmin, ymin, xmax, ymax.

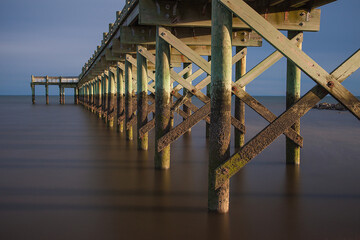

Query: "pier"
<box><xmin>31</xmin><ymin>0</ymin><xmax>360</xmax><ymax>213</ymax></box>
<box><xmin>31</xmin><ymin>75</ymin><xmax>79</xmax><ymax>104</ymax></box>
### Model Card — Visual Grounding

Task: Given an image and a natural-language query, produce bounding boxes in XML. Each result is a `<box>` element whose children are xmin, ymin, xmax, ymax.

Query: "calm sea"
<box><xmin>0</xmin><ymin>96</ymin><xmax>359</xmax><ymax>240</ymax></box>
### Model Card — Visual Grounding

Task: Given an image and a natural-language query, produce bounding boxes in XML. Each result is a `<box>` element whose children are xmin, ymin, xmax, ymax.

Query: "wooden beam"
<box><xmin>139</xmin><ymin>0</ymin><xmax>321</xmax><ymax>31</ymax></box>
<box><xmin>215</xmin><ymin>49</ymin><xmax>360</xmax><ymax>190</ymax></box>
<box><xmin>120</xmin><ymin>26</ymin><xmax>262</xmax><ymax>47</ymax></box>
<box><xmin>222</xmin><ymin>0</ymin><xmax>360</xmax><ymax>119</ymax></box>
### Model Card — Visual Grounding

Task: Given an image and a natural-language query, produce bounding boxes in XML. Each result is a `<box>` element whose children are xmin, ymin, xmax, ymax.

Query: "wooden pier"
<box><xmin>31</xmin><ymin>75</ymin><xmax>79</xmax><ymax>104</ymax></box>
<box><xmin>32</xmin><ymin>0</ymin><xmax>360</xmax><ymax>213</ymax></box>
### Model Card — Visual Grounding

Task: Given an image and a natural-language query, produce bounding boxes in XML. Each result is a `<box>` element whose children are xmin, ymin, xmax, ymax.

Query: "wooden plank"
<box><xmin>215</xmin><ymin>49</ymin><xmax>360</xmax><ymax>189</ymax></box>
<box><xmin>139</xmin><ymin>0</ymin><xmax>321</xmax><ymax>31</ymax></box>
<box><xmin>120</xmin><ymin>26</ymin><xmax>262</xmax><ymax>46</ymax></box>
<box><xmin>221</xmin><ymin>0</ymin><xmax>360</xmax><ymax>119</ymax></box>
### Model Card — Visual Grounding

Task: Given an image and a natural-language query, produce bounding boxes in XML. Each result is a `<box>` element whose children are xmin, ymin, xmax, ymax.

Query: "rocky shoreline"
<box><xmin>313</xmin><ymin>102</ymin><xmax>346</xmax><ymax>111</ymax></box>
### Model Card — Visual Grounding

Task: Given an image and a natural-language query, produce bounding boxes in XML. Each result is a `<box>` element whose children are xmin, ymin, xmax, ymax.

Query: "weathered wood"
<box><xmin>117</xmin><ymin>66</ymin><xmax>124</xmax><ymax>132</ymax></box>
<box><xmin>286</xmin><ymin>30</ymin><xmax>302</xmax><ymax>164</ymax></box>
<box><xmin>108</xmin><ymin>67</ymin><xmax>117</xmax><ymax>127</ymax></box>
<box><xmin>209</xmin><ymin>0</ymin><xmax>232</xmax><ymax>213</ymax></box>
<box><xmin>158</xmin><ymin>103</ymin><xmax>211</xmax><ymax>152</ymax></box>
<box><xmin>120</xmin><ymin>26</ymin><xmax>262</xmax><ymax>47</ymax></box>
<box><xmin>221</xmin><ymin>0</ymin><xmax>360</xmax><ymax>119</ymax></box>
<box><xmin>232</xmin><ymin>86</ymin><xmax>303</xmax><ymax>147</ymax></box>
<box><xmin>31</xmin><ymin>84</ymin><xmax>35</xmax><ymax>104</ymax></box>
<box><xmin>139</xmin><ymin>0</ymin><xmax>321</xmax><ymax>31</ymax></box>
<box><xmin>235</xmin><ymin>33</ymin><xmax>303</xmax><ymax>87</ymax></box>
<box><xmin>182</xmin><ymin>63</ymin><xmax>192</xmax><ymax>131</ymax></box>
<box><xmin>139</xmin><ymin>118</ymin><xmax>155</xmax><ymax>139</ymax></box>
<box><xmin>125</xmin><ymin>58</ymin><xmax>133</xmax><ymax>140</ymax></box>
<box><xmin>215</xmin><ymin>49</ymin><xmax>360</xmax><ymax>190</ymax></box>
<box><xmin>137</xmin><ymin>46</ymin><xmax>149</xmax><ymax>150</ymax></box>
<box><xmin>154</xmin><ymin>26</ymin><xmax>171</xmax><ymax>169</ymax></box>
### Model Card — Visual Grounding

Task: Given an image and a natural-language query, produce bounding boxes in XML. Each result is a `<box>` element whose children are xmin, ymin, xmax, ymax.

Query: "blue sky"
<box><xmin>0</xmin><ymin>0</ymin><xmax>359</xmax><ymax>96</ymax></box>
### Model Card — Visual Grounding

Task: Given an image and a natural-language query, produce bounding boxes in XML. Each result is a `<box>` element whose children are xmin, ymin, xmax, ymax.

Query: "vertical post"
<box><xmin>286</xmin><ymin>31</ymin><xmax>302</xmax><ymax>165</ymax></box>
<box><xmin>98</xmin><ymin>77</ymin><xmax>102</xmax><ymax>118</ymax></box>
<box><xmin>155</xmin><ymin>26</ymin><xmax>171</xmax><ymax>169</ymax></box>
<box><xmin>183</xmin><ymin>63</ymin><xmax>192</xmax><ymax>134</ymax></box>
<box><xmin>59</xmin><ymin>76</ymin><xmax>62</xmax><ymax>104</ymax></box>
<box><xmin>62</xmin><ymin>87</ymin><xmax>65</xmax><ymax>104</ymax></box>
<box><xmin>108</xmin><ymin>67</ymin><xmax>116</xmax><ymax>128</ymax></box>
<box><xmin>137</xmin><ymin>47</ymin><xmax>149</xmax><ymax>150</ymax></box>
<box><xmin>234</xmin><ymin>47</ymin><xmax>246</xmax><ymax>149</ymax></box>
<box><xmin>74</xmin><ymin>87</ymin><xmax>78</xmax><ymax>104</ymax></box>
<box><xmin>101</xmin><ymin>74</ymin><xmax>106</xmax><ymax>117</ymax></box>
<box><xmin>209</xmin><ymin>0</ymin><xmax>232</xmax><ymax>213</ymax></box>
<box><xmin>91</xmin><ymin>81</ymin><xmax>94</xmax><ymax>112</ymax></box>
<box><xmin>45</xmin><ymin>76</ymin><xmax>49</xmax><ymax>104</ymax></box>
<box><xmin>125</xmin><ymin>56</ymin><xmax>133</xmax><ymax>140</ymax></box>
<box><xmin>31</xmin><ymin>85</ymin><xmax>35</xmax><ymax>104</ymax></box>
<box><xmin>104</xmin><ymin>71</ymin><xmax>109</xmax><ymax>121</ymax></box>
<box><xmin>117</xmin><ymin>66</ymin><xmax>125</xmax><ymax>132</ymax></box>
<box><xmin>206</xmin><ymin>56</ymin><xmax>211</xmax><ymax>138</ymax></box>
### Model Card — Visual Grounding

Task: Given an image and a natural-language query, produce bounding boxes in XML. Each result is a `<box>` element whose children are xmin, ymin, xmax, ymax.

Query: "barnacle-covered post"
<box><xmin>208</xmin><ymin>0</ymin><xmax>232</xmax><ymax>213</ymax></box>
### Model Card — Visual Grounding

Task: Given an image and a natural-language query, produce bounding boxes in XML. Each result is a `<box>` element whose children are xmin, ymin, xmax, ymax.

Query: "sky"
<box><xmin>0</xmin><ymin>0</ymin><xmax>359</xmax><ymax>96</ymax></box>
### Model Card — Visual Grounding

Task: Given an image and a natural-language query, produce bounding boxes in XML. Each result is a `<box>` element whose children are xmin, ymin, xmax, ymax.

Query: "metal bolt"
<box><xmin>327</xmin><ymin>81</ymin><xmax>334</xmax><ymax>88</ymax></box>
<box><xmin>161</xmin><ymin>32</ymin><xmax>166</xmax><ymax>36</ymax></box>
<box><xmin>165</xmin><ymin>4</ymin><xmax>170</xmax><ymax>10</ymax></box>
<box><xmin>299</xmin><ymin>22</ymin><xmax>304</xmax><ymax>26</ymax></box>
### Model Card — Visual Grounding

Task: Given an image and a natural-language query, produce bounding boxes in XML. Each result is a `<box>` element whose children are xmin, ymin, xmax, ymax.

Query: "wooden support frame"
<box><xmin>213</xmin><ymin>0</ymin><xmax>360</xmax><ymax>190</ymax></box>
<box><xmin>156</xmin><ymin>27</ymin><xmax>303</xmax><ymax>151</ymax></box>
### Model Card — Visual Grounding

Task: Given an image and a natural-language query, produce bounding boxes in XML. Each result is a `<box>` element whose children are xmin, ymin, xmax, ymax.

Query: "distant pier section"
<box><xmin>30</xmin><ymin>75</ymin><xmax>79</xmax><ymax>104</ymax></box>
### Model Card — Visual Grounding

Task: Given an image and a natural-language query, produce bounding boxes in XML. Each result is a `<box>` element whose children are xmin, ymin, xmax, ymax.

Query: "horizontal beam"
<box><xmin>121</xmin><ymin>26</ymin><xmax>262</xmax><ymax>47</ymax></box>
<box><xmin>139</xmin><ymin>0</ymin><xmax>321</xmax><ymax>31</ymax></box>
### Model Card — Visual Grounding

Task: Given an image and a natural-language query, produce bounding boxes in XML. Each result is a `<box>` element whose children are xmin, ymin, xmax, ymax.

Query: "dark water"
<box><xmin>0</xmin><ymin>96</ymin><xmax>359</xmax><ymax>240</ymax></box>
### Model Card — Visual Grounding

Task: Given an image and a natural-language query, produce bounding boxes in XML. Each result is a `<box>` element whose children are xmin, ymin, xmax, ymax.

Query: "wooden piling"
<box><xmin>117</xmin><ymin>66</ymin><xmax>125</xmax><ymax>132</ymax></box>
<box><xmin>104</xmin><ymin>72</ymin><xmax>109</xmax><ymax>121</ymax></box>
<box><xmin>137</xmin><ymin>48</ymin><xmax>149</xmax><ymax>150</ymax></box>
<box><xmin>208</xmin><ymin>0</ymin><xmax>232</xmax><ymax>213</ymax></box>
<box><xmin>98</xmin><ymin>78</ymin><xmax>102</xmax><ymax>118</ymax></box>
<box><xmin>155</xmin><ymin>26</ymin><xmax>171</xmax><ymax>169</ymax></box>
<box><xmin>31</xmin><ymin>84</ymin><xmax>35</xmax><ymax>104</ymax></box>
<box><xmin>286</xmin><ymin>31</ymin><xmax>302</xmax><ymax>165</ymax></box>
<box><xmin>125</xmin><ymin>58</ymin><xmax>133</xmax><ymax>140</ymax></box>
<box><xmin>206</xmin><ymin>56</ymin><xmax>211</xmax><ymax>138</ymax></box>
<box><xmin>234</xmin><ymin>47</ymin><xmax>246</xmax><ymax>149</ymax></box>
<box><xmin>45</xmin><ymin>76</ymin><xmax>49</xmax><ymax>104</ymax></box>
<box><xmin>101</xmin><ymin>74</ymin><xmax>106</xmax><ymax>118</ymax></box>
<box><xmin>108</xmin><ymin>68</ymin><xmax>116</xmax><ymax>128</ymax></box>
<box><xmin>183</xmin><ymin>62</ymin><xmax>192</xmax><ymax>134</ymax></box>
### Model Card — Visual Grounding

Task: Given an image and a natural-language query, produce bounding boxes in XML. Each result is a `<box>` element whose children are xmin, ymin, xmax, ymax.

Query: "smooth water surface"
<box><xmin>0</xmin><ymin>96</ymin><xmax>359</xmax><ymax>240</ymax></box>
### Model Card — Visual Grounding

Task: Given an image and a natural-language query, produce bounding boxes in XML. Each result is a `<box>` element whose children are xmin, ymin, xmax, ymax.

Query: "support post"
<box><xmin>59</xmin><ymin>86</ymin><xmax>62</xmax><ymax>104</ymax></box>
<box><xmin>108</xmin><ymin>68</ymin><xmax>116</xmax><ymax>127</ymax></box>
<box><xmin>102</xmin><ymin>74</ymin><xmax>106</xmax><ymax>117</ymax></box>
<box><xmin>74</xmin><ymin>87</ymin><xmax>78</xmax><ymax>104</ymax></box>
<box><xmin>31</xmin><ymin>84</ymin><xmax>35</xmax><ymax>104</ymax></box>
<box><xmin>98</xmin><ymin>78</ymin><xmax>102</xmax><ymax>118</ymax></box>
<box><xmin>206</xmin><ymin>56</ymin><xmax>211</xmax><ymax>138</ymax></box>
<box><xmin>125</xmin><ymin>58</ymin><xmax>133</xmax><ymax>140</ymax></box>
<box><xmin>155</xmin><ymin>26</ymin><xmax>171</xmax><ymax>169</ymax></box>
<box><xmin>234</xmin><ymin>47</ymin><xmax>246</xmax><ymax>149</ymax></box>
<box><xmin>104</xmin><ymin>72</ymin><xmax>109</xmax><ymax>121</ymax></box>
<box><xmin>45</xmin><ymin>76</ymin><xmax>49</xmax><ymax>104</ymax></box>
<box><xmin>286</xmin><ymin>31</ymin><xmax>302</xmax><ymax>165</ymax></box>
<box><xmin>208</xmin><ymin>0</ymin><xmax>232</xmax><ymax>213</ymax></box>
<box><xmin>117</xmin><ymin>66</ymin><xmax>125</xmax><ymax>132</ymax></box>
<box><xmin>137</xmin><ymin>47</ymin><xmax>149</xmax><ymax>150</ymax></box>
<box><xmin>183</xmin><ymin>62</ymin><xmax>192</xmax><ymax>134</ymax></box>
<box><xmin>62</xmin><ymin>87</ymin><xmax>65</xmax><ymax>104</ymax></box>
